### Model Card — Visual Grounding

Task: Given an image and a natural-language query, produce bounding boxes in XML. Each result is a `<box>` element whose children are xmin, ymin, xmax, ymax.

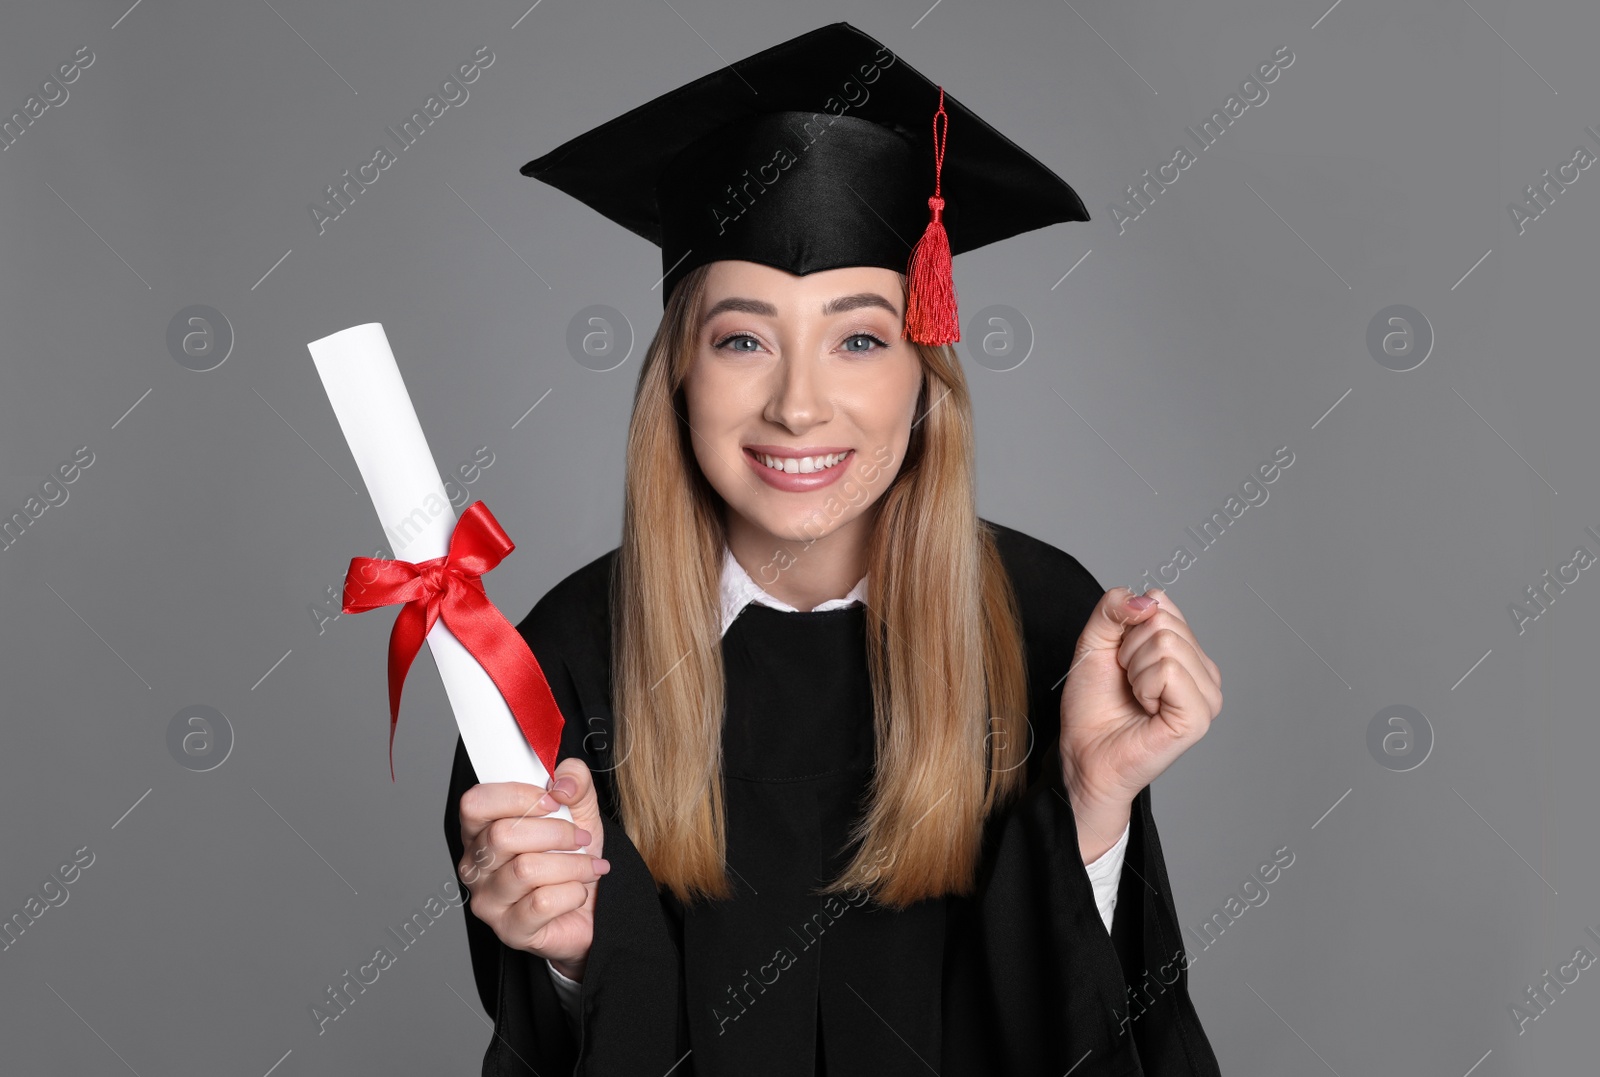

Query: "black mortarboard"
<box><xmin>520</xmin><ymin>21</ymin><xmax>1088</xmax><ymax>344</ymax></box>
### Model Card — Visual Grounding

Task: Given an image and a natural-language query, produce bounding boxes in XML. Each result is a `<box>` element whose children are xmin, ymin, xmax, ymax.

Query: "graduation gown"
<box><xmin>443</xmin><ymin>519</ymin><xmax>1222</xmax><ymax>1075</ymax></box>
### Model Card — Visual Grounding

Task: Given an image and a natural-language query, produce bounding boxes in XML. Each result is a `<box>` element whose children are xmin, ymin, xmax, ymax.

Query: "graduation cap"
<box><xmin>520</xmin><ymin>21</ymin><xmax>1088</xmax><ymax>345</ymax></box>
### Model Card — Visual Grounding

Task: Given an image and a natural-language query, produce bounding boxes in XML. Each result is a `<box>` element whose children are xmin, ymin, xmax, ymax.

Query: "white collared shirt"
<box><xmin>718</xmin><ymin>542</ymin><xmax>871</xmax><ymax>637</ymax></box>
<box><xmin>542</xmin><ymin>543</ymin><xmax>1130</xmax><ymax>1012</ymax></box>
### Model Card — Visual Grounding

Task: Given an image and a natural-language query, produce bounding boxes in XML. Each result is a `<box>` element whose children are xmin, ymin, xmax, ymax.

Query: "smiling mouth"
<box><xmin>745</xmin><ymin>448</ymin><xmax>854</xmax><ymax>475</ymax></box>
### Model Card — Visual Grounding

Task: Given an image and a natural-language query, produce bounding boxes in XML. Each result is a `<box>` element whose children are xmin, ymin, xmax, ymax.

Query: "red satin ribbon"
<box><xmin>341</xmin><ymin>500</ymin><xmax>563</xmax><ymax>781</ymax></box>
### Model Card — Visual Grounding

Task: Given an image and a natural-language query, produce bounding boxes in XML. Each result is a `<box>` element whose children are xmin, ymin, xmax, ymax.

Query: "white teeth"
<box><xmin>755</xmin><ymin>450</ymin><xmax>849</xmax><ymax>473</ymax></box>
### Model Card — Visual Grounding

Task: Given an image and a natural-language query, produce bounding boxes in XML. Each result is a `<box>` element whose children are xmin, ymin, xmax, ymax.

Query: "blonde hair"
<box><xmin>612</xmin><ymin>263</ymin><xmax>1030</xmax><ymax>909</ymax></box>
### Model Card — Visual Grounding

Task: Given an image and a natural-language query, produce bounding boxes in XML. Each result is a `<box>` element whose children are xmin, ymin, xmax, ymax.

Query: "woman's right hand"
<box><xmin>457</xmin><ymin>757</ymin><xmax>610</xmax><ymax>980</ymax></box>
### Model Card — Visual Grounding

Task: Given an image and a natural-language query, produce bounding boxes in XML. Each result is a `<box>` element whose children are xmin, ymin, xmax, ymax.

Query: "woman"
<box><xmin>445</xmin><ymin>22</ymin><xmax>1222</xmax><ymax>1076</ymax></box>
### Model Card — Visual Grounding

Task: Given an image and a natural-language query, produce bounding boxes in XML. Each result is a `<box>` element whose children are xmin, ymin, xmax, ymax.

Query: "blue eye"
<box><xmin>714</xmin><ymin>333</ymin><xmax>762</xmax><ymax>353</ymax></box>
<box><xmin>842</xmin><ymin>333</ymin><xmax>888</xmax><ymax>352</ymax></box>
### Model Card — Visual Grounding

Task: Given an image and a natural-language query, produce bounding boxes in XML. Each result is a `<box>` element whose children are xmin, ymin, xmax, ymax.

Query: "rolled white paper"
<box><xmin>308</xmin><ymin>323</ymin><xmax>580</xmax><ymax>837</ymax></box>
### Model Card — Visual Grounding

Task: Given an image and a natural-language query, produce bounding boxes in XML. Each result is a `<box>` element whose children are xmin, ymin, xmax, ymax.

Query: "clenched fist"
<box><xmin>1059</xmin><ymin>587</ymin><xmax>1222</xmax><ymax>861</ymax></box>
<box><xmin>456</xmin><ymin>756</ymin><xmax>610</xmax><ymax>980</ymax></box>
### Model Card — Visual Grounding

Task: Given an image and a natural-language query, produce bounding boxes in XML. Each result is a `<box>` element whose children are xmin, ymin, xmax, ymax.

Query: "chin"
<box><xmin>752</xmin><ymin>504</ymin><xmax>833</xmax><ymax>544</ymax></box>
<box><xmin>733</xmin><ymin>498</ymin><xmax>854</xmax><ymax>547</ymax></box>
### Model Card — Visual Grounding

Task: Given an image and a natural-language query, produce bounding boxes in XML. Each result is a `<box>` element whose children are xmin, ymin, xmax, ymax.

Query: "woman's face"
<box><xmin>682</xmin><ymin>260</ymin><xmax>924</xmax><ymax>549</ymax></box>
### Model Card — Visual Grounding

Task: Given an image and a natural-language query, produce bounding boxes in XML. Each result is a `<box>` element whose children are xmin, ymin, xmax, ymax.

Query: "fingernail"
<box><xmin>574</xmin><ymin>827</ymin><xmax>592</xmax><ymax>845</ymax></box>
<box><xmin>535</xmin><ymin>793</ymin><xmax>557</xmax><ymax>811</ymax></box>
<box><xmin>1128</xmin><ymin>594</ymin><xmax>1157</xmax><ymax>610</ymax></box>
<box><xmin>592</xmin><ymin>858</ymin><xmax>611</xmax><ymax>875</ymax></box>
<box><xmin>555</xmin><ymin>777</ymin><xmax>578</xmax><ymax>797</ymax></box>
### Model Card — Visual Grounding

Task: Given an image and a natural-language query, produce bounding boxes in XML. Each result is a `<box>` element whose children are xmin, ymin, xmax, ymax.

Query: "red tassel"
<box><xmin>905</xmin><ymin>87</ymin><xmax>959</xmax><ymax>345</ymax></box>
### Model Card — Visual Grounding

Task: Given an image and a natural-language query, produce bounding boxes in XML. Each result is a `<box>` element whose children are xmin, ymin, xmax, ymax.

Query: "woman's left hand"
<box><xmin>1058</xmin><ymin>587</ymin><xmax>1222</xmax><ymax>860</ymax></box>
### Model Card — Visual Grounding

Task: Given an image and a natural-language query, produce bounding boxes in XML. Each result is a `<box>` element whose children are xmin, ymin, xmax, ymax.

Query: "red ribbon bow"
<box><xmin>341</xmin><ymin>500</ymin><xmax>563</xmax><ymax>781</ymax></box>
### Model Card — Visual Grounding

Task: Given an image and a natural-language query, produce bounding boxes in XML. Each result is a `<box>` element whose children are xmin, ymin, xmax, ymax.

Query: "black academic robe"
<box><xmin>443</xmin><ymin>519</ymin><xmax>1222</xmax><ymax>1076</ymax></box>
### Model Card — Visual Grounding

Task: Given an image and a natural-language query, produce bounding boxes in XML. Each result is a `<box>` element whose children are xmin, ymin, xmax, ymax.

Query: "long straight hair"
<box><xmin>612</xmin><ymin>263</ymin><xmax>1031</xmax><ymax>909</ymax></box>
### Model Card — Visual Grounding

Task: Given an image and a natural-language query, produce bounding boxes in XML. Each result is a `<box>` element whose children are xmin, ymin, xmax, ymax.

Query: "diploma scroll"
<box><xmin>308</xmin><ymin>323</ymin><xmax>582</xmax><ymax>842</ymax></box>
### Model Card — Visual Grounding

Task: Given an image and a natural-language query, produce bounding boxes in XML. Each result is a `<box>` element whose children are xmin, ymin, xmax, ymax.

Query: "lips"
<box><xmin>742</xmin><ymin>446</ymin><xmax>855</xmax><ymax>492</ymax></box>
<box><xmin>743</xmin><ymin>444</ymin><xmax>854</xmax><ymax>458</ymax></box>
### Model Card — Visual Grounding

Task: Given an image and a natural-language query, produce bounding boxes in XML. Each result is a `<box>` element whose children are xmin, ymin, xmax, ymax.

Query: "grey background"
<box><xmin>1</xmin><ymin>0</ymin><xmax>1593</xmax><ymax>1073</ymax></box>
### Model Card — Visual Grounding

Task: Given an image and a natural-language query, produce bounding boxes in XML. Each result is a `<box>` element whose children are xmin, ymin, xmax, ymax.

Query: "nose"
<box><xmin>763</xmin><ymin>348</ymin><xmax>831</xmax><ymax>432</ymax></box>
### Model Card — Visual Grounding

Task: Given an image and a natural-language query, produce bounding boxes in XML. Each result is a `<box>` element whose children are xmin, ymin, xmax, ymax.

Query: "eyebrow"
<box><xmin>700</xmin><ymin>292</ymin><xmax>901</xmax><ymax>328</ymax></box>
